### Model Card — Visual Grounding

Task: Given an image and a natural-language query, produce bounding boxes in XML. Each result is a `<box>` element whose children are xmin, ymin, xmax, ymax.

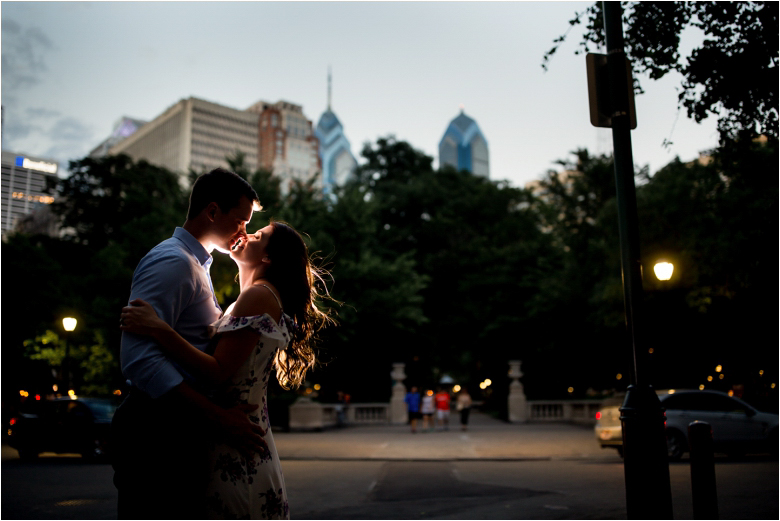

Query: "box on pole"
<box><xmin>587</xmin><ymin>53</ymin><xmax>638</xmax><ymax>130</ymax></box>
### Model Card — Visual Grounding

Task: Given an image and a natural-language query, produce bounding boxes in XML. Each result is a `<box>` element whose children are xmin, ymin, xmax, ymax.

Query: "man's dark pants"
<box><xmin>111</xmin><ymin>388</ymin><xmax>211</xmax><ymax>520</ymax></box>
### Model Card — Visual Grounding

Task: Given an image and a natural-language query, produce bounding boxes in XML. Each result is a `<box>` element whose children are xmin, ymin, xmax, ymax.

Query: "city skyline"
<box><xmin>1</xmin><ymin>2</ymin><xmax>720</xmax><ymax>189</ymax></box>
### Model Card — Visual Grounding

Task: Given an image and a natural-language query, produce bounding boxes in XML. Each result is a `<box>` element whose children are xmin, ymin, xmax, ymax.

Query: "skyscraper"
<box><xmin>1</xmin><ymin>151</ymin><xmax>59</xmax><ymax>237</ymax></box>
<box><xmin>90</xmin><ymin>116</ymin><xmax>147</xmax><ymax>158</ymax></box>
<box><xmin>438</xmin><ymin>109</ymin><xmax>489</xmax><ymax>178</ymax></box>
<box><xmin>314</xmin><ymin>69</ymin><xmax>357</xmax><ymax>196</ymax></box>
<box><xmin>248</xmin><ymin>100</ymin><xmax>321</xmax><ymax>193</ymax></box>
<box><xmin>105</xmin><ymin>97</ymin><xmax>259</xmax><ymax>187</ymax></box>
<box><xmin>97</xmin><ymin>95</ymin><xmax>324</xmax><ymax>193</ymax></box>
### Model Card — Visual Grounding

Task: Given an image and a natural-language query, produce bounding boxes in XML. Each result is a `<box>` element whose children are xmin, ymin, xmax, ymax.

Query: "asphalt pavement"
<box><xmin>273</xmin><ymin>410</ymin><xmax>605</xmax><ymax>462</ymax></box>
<box><xmin>3</xmin><ymin>411</ymin><xmax>778</xmax><ymax>519</ymax></box>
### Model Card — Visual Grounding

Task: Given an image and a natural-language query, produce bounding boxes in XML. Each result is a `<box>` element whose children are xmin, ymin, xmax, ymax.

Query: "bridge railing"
<box><xmin>289</xmin><ymin>397</ymin><xmax>606</xmax><ymax>430</ymax></box>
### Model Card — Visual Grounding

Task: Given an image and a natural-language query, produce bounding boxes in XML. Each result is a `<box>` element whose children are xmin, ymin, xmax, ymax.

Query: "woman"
<box><xmin>120</xmin><ymin>220</ymin><xmax>333</xmax><ymax>519</ymax></box>
<box><xmin>456</xmin><ymin>387</ymin><xmax>473</xmax><ymax>431</ymax></box>
<box><xmin>421</xmin><ymin>389</ymin><xmax>435</xmax><ymax>432</ymax></box>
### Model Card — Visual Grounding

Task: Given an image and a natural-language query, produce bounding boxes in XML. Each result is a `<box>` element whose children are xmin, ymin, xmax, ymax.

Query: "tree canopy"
<box><xmin>4</xmin><ymin>136</ymin><xmax>776</xmax><ymax>412</ymax></box>
<box><xmin>543</xmin><ymin>2</ymin><xmax>778</xmax><ymax>142</ymax></box>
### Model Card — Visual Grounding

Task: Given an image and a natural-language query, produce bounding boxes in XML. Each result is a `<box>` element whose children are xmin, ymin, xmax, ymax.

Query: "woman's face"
<box><xmin>230</xmin><ymin>223</ymin><xmax>273</xmax><ymax>265</ymax></box>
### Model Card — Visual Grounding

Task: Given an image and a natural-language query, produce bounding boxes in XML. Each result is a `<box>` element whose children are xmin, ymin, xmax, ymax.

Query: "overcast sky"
<box><xmin>1</xmin><ymin>1</ymin><xmax>720</xmax><ymax>188</ymax></box>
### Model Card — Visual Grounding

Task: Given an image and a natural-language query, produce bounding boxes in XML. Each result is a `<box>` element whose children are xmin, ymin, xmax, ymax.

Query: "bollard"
<box><xmin>688</xmin><ymin>421</ymin><xmax>718</xmax><ymax>520</ymax></box>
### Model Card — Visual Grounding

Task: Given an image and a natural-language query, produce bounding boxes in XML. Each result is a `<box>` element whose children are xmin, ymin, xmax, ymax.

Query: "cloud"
<box><xmin>49</xmin><ymin>117</ymin><xmax>94</xmax><ymax>142</ymax></box>
<box><xmin>1</xmin><ymin>18</ymin><xmax>55</xmax><ymax>91</ymax></box>
<box><xmin>2</xmin><ymin>118</ymin><xmax>46</xmax><ymax>143</ymax></box>
<box><xmin>26</xmin><ymin>107</ymin><xmax>62</xmax><ymax>119</ymax></box>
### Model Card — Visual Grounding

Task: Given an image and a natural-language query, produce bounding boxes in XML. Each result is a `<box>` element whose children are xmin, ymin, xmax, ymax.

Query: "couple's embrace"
<box><xmin>111</xmin><ymin>168</ymin><xmax>332</xmax><ymax>519</ymax></box>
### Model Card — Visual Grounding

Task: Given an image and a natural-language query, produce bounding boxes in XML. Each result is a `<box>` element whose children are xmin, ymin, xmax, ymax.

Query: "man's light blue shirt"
<box><xmin>120</xmin><ymin>227</ymin><xmax>222</xmax><ymax>399</ymax></box>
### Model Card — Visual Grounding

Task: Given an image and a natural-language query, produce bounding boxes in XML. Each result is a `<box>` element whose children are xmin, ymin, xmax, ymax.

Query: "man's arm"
<box><xmin>122</xmin><ymin>247</ymin><xmax>266</xmax><ymax>454</ymax></box>
<box><xmin>167</xmin><ymin>382</ymin><xmax>267</xmax><ymax>456</ymax></box>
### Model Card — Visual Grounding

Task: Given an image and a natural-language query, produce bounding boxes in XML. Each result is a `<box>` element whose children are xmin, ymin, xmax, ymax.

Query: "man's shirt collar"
<box><xmin>173</xmin><ymin>227</ymin><xmax>212</xmax><ymax>267</ymax></box>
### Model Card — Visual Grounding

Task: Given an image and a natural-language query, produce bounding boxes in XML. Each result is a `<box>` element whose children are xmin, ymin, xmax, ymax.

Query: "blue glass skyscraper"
<box><xmin>314</xmin><ymin>69</ymin><xmax>357</xmax><ymax>196</ymax></box>
<box><xmin>438</xmin><ymin>109</ymin><xmax>489</xmax><ymax>178</ymax></box>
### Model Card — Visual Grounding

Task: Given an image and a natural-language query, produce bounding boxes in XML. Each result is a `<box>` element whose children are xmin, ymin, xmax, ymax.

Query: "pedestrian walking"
<box><xmin>456</xmin><ymin>387</ymin><xmax>473</xmax><ymax>431</ymax></box>
<box><xmin>421</xmin><ymin>389</ymin><xmax>435</xmax><ymax>431</ymax></box>
<box><xmin>405</xmin><ymin>386</ymin><xmax>421</xmax><ymax>433</ymax></box>
<box><xmin>434</xmin><ymin>387</ymin><xmax>451</xmax><ymax>431</ymax></box>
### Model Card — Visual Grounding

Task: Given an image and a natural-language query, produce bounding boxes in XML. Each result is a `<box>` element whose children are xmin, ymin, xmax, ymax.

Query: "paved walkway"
<box><xmin>274</xmin><ymin>411</ymin><xmax>610</xmax><ymax>462</ymax></box>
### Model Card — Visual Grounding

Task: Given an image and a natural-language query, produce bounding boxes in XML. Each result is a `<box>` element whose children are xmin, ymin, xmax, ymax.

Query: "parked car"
<box><xmin>595</xmin><ymin>389</ymin><xmax>778</xmax><ymax>460</ymax></box>
<box><xmin>8</xmin><ymin>397</ymin><xmax>118</xmax><ymax>461</ymax></box>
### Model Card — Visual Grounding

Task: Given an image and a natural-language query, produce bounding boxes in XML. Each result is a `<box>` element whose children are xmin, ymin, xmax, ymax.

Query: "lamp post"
<box><xmin>600</xmin><ymin>2</ymin><xmax>673</xmax><ymax>518</ymax></box>
<box><xmin>62</xmin><ymin>317</ymin><xmax>77</xmax><ymax>393</ymax></box>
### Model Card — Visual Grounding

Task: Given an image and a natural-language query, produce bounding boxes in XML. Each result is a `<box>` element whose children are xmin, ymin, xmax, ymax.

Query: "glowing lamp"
<box><xmin>62</xmin><ymin>317</ymin><xmax>77</xmax><ymax>332</ymax></box>
<box><xmin>653</xmin><ymin>262</ymin><xmax>674</xmax><ymax>281</ymax></box>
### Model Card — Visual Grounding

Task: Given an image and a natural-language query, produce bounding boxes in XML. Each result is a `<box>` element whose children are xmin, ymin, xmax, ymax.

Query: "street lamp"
<box><xmin>62</xmin><ymin>317</ymin><xmax>77</xmax><ymax>393</ymax></box>
<box><xmin>653</xmin><ymin>261</ymin><xmax>674</xmax><ymax>281</ymax></box>
<box><xmin>599</xmin><ymin>2</ymin><xmax>673</xmax><ymax>517</ymax></box>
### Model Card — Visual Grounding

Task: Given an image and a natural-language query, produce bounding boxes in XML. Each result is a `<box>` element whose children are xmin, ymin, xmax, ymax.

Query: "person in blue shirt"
<box><xmin>111</xmin><ymin>167</ymin><xmax>263</xmax><ymax>520</ymax></box>
<box><xmin>405</xmin><ymin>386</ymin><xmax>422</xmax><ymax>433</ymax></box>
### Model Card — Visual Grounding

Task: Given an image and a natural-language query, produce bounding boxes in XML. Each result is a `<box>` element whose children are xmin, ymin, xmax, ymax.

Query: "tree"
<box><xmin>353</xmin><ymin>137</ymin><xmax>562</xmax><ymax>403</ymax></box>
<box><xmin>544</xmin><ymin>2</ymin><xmax>779</xmax><ymax>141</ymax></box>
<box><xmin>636</xmin><ymin>138</ymin><xmax>778</xmax><ymax>406</ymax></box>
<box><xmin>530</xmin><ymin>150</ymin><xmax>629</xmax><ymax>396</ymax></box>
<box><xmin>4</xmin><ymin>154</ymin><xmax>187</xmax><ymax>399</ymax></box>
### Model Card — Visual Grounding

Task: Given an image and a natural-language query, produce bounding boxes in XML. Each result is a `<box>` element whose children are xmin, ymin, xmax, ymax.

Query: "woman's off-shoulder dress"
<box><xmin>204</xmin><ymin>301</ymin><xmax>292</xmax><ymax>519</ymax></box>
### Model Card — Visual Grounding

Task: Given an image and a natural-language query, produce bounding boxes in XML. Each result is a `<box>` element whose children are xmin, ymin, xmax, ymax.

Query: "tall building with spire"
<box><xmin>314</xmin><ymin>68</ymin><xmax>357</xmax><ymax>196</ymax></box>
<box><xmin>438</xmin><ymin>108</ymin><xmax>489</xmax><ymax>178</ymax></box>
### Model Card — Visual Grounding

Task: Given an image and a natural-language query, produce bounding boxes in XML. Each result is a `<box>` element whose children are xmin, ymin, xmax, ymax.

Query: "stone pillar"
<box><xmin>389</xmin><ymin>363</ymin><xmax>408</xmax><ymax>424</ymax></box>
<box><xmin>508</xmin><ymin>360</ymin><xmax>528</xmax><ymax>423</ymax></box>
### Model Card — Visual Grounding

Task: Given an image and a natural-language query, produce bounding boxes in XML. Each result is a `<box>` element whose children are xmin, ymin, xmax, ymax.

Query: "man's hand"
<box><xmin>219</xmin><ymin>403</ymin><xmax>268</xmax><ymax>458</ymax></box>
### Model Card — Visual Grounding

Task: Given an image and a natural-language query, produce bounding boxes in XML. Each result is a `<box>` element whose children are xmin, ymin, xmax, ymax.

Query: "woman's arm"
<box><xmin>121</xmin><ymin>298</ymin><xmax>261</xmax><ymax>385</ymax></box>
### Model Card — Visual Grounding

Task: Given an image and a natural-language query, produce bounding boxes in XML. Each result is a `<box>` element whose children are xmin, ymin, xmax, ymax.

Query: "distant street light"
<box><xmin>62</xmin><ymin>317</ymin><xmax>77</xmax><ymax>332</ymax></box>
<box><xmin>62</xmin><ymin>317</ymin><xmax>77</xmax><ymax>393</ymax></box>
<box><xmin>653</xmin><ymin>261</ymin><xmax>674</xmax><ymax>281</ymax></box>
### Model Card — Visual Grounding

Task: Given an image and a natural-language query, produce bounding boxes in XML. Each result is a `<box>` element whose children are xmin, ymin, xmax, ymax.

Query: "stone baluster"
<box><xmin>389</xmin><ymin>363</ymin><xmax>408</xmax><ymax>424</ymax></box>
<box><xmin>508</xmin><ymin>360</ymin><xmax>528</xmax><ymax>423</ymax></box>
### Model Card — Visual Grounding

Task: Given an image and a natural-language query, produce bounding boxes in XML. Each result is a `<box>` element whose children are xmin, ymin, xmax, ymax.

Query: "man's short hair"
<box><xmin>187</xmin><ymin>168</ymin><xmax>261</xmax><ymax>220</ymax></box>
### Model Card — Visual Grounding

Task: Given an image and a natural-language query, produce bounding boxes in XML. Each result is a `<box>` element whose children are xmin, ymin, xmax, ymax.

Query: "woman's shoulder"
<box><xmin>231</xmin><ymin>281</ymin><xmax>282</xmax><ymax>318</ymax></box>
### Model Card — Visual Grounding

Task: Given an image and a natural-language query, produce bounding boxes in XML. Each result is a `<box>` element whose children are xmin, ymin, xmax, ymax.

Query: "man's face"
<box><xmin>210</xmin><ymin>196</ymin><xmax>255</xmax><ymax>254</ymax></box>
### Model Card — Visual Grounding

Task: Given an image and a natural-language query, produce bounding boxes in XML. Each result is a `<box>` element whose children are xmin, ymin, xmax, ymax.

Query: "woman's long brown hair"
<box><xmin>264</xmin><ymin>220</ymin><xmax>335</xmax><ymax>389</ymax></box>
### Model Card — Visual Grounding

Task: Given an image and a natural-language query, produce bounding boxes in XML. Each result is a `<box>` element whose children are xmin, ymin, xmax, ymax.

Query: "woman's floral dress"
<box><xmin>205</xmin><ymin>302</ymin><xmax>291</xmax><ymax>519</ymax></box>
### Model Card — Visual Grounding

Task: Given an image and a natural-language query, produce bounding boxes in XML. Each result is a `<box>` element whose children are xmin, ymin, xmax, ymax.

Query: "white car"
<box><xmin>595</xmin><ymin>390</ymin><xmax>778</xmax><ymax>460</ymax></box>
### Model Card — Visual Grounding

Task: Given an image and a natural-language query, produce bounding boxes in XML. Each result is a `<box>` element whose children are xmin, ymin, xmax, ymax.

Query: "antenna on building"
<box><xmin>459</xmin><ymin>103</ymin><xmax>465</xmax><ymax>113</ymax></box>
<box><xmin>328</xmin><ymin>66</ymin><xmax>332</xmax><ymax>111</ymax></box>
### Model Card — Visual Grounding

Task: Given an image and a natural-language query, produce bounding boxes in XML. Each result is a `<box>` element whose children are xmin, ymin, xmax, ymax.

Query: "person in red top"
<box><xmin>434</xmin><ymin>387</ymin><xmax>451</xmax><ymax>431</ymax></box>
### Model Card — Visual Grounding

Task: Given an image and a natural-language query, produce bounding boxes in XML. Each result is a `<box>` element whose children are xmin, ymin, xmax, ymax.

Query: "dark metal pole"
<box><xmin>64</xmin><ymin>336</ymin><xmax>70</xmax><ymax>391</ymax></box>
<box><xmin>689</xmin><ymin>421</ymin><xmax>719</xmax><ymax>519</ymax></box>
<box><xmin>601</xmin><ymin>2</ymin><xmax>673</xmax><ymax>518</ymax></box>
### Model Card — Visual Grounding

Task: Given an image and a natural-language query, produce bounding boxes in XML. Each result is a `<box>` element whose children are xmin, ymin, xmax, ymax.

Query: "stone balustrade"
<box><xmin>287</xmin><ymin>361</ymin><xmax>607</xmax><ymax>430</ymax></box>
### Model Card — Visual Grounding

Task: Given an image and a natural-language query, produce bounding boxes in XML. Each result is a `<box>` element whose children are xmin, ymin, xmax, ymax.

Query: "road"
<box><xmin>2</xmin><ymin>444</ymin><xmax>777</xmax><ymax>519</ymax></box>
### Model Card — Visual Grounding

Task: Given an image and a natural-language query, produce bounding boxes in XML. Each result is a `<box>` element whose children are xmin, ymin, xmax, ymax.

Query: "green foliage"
<box><xmin>544</xmin><ymin>2</ymin><xmax>779</xmax><ymax>141</ymax></box>
<box><xmin>23</xmin><ymin>329</ymin><xmax>117</xmax><ymax>395</ymax></box>
<box><xmin>5</xmin><ymin>136</ymin><xmax>775</xmax><ymax>408</ymax></box>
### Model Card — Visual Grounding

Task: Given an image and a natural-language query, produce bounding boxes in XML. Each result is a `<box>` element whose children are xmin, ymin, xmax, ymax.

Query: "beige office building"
<box><xmin>107</xmin><ymin>97</ymin><xmax>259</xmax><ymax>186</ymax></box>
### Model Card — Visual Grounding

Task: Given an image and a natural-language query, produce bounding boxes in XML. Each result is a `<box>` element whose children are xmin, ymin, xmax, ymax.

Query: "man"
<box><xmin>434</xmin><ymin>387</ymin><xmax>451</xmax><ymax>431</ymax></box>
<box><xmin>111</xmin><ymin>168</ymin><xmax>264</xmax><ymax>519</ymax></box>
<box><xmin>405</xmin><ymin>386</ymin><xmax>422</xmax><ymax>433</ymax></box>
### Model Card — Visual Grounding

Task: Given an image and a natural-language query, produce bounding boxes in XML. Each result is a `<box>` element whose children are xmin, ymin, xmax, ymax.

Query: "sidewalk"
<box><xmin>274</xmin><ymin>410</ymin><xmax>610</xmax><ymax>462</ymax></box>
